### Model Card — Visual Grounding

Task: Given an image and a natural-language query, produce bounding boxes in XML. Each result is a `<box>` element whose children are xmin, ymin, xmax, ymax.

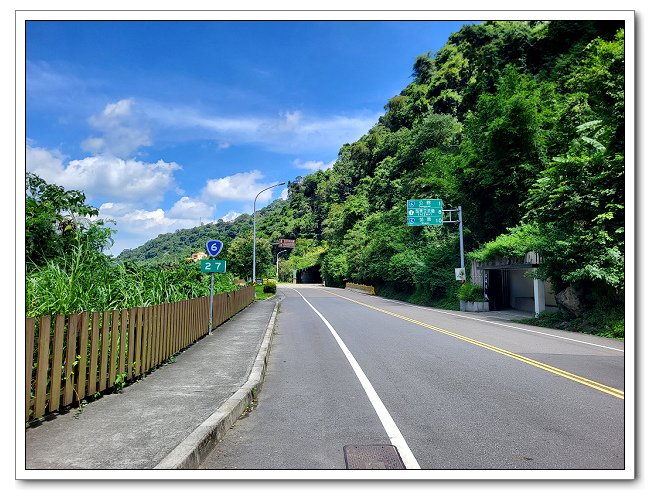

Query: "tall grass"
<box><xmin>26</xmin><ymin>240</ymin><xmax>239</xmax><ymax>318</ymax></box>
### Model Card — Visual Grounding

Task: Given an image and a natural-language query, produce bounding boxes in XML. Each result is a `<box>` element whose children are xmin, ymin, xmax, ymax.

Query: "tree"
<box><xmin>412</xmin><ymin>52</ymin><xmax>435</xmax><ymax>84</ymax></box>
<box><xmin>459</xmin><ymin>66</ymin><xmax>550</xmax><ymax>243</ymax></box>
<box><xmin>225</xmin><ymin>235</ymin><xmax>272</xmax><ymax>280</ymax></box>
<box><xmin>26</xmin><ymin>172</ymin><xmax>113</xmax><ymax>269</ymax></box>
<box><xmin>523</xmin><ymin>126</ymin><xmax>624</xmax><ymax>301</ymax></box>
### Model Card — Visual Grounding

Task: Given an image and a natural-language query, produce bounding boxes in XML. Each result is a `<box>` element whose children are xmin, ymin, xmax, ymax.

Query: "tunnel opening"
<box><xmin>294</xmin><ymin>265</ymin><xmax>322</xmax><ymax>284</ymax></box>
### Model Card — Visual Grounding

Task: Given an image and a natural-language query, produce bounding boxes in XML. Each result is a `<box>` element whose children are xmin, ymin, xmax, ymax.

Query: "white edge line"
<box><xmin>294</xmin><ymin>290</ymin><xmax>421</xmax><ymax>470</ymax></box>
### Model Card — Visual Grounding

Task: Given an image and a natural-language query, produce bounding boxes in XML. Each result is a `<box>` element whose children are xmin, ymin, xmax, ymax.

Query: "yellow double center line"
<box><xmin>322</xmin><ymin>289</ymin><xmax>624</xmax><ymax>400</ymax></box>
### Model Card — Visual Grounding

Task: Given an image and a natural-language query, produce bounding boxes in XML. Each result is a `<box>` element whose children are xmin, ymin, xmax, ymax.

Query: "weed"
<box><xmin>114</xmin><ymin>372</ymin><xmax>128</xmax><ymax>392</ymax></box>
<box><xmin>65</xmin><ymin>355</ymin><xmax>88</xmax><ymax>417</ymax></box>
<box><xmin>239</xmin><ymin>397</ymin><xmax>258</xmax><ymax>420</ymax></box>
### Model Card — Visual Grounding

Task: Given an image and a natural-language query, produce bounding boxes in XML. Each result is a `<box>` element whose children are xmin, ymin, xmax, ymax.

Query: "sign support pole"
<box><xmin>408</xmin><ymin>200</ymin><xmax>464</xmax><ymax>280</ymax></box>
<box><xmin>458</xmin><ymin>205</ymin><xmax>464</xmax><ymax>269</ymax></box>
<box><xmin>443</xmin><ymin>206</ymin><xmax>464</xmax><ymax>273</ymax></box>
<box><xmin>209</xmin><ymin>273</ymin><xmax>214</xmax><ymax>334</ymax></box>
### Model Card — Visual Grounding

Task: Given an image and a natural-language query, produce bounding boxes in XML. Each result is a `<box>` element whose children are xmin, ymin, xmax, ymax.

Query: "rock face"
<box><xmin>556</xmin><ymin>286</ymin><xmax>584</xmax><ymax>316</ymax></box>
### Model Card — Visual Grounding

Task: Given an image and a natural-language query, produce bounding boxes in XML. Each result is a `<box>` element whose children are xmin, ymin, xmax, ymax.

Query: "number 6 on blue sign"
<box><xmin>206</xmin><ymin>240</ymin><xmax>223</xmax><ymax>257</ymax></box>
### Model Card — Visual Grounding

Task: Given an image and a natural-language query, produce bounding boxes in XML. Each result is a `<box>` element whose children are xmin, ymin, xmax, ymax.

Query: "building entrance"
<box><xmin>485</xmin><ymin>269</ymin><xmax>511</xmax><ymax>311</ymax></box>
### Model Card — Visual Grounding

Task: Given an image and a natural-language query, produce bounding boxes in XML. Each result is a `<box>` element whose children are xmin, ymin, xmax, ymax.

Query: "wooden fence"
<box><xmin>25</xmin><ymin>286</ymin><xmax>255</xmax><ymax>423</ymax></box>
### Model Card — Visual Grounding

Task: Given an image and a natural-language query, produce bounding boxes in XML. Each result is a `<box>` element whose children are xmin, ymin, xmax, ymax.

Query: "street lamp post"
<box><xmin>276</xmin><ymin>249</ymin><xmax>288</xmax><ymax>281</ymax></box>
<box><xmin>253</xmin><ymin>182</ymin><xmax>285</xmax><ymax>284</ymax></box>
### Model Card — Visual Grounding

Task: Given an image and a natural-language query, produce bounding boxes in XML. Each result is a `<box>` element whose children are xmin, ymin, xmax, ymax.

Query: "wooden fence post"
<box><xmin>63</xmin><ymin>313</ymin><xmax>79</xmax><ymax>406</ymax></box>
<box><xmin>25</xmin><ymin>318</ymin><xmax>35</xmax><ymax>421</ymax></box>
<box><xmin>34</xmin><ymin>316</ymin><xmax>51</xmax><ymax>419</ymax></box>
<box><xmin>78</xmin><ymin>312</ymin><xmax>89</xmax><ymax>402</ymax></box>
<box><xmin>88</xmin><ymin>312</ymin><xmax>100</xmax><ymax>397</ymax></box>
<box><xmin>49</xmin><ymin>315</ymin><xmax>65</xmax><ymax>413</ymax></box>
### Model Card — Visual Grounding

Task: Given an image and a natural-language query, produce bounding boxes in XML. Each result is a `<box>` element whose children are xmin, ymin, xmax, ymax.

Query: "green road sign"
<box><xmin>200</xmin><ymin>259</ymin><xmax>227</xmax><ymax>273</ymax></box>
<box><xmin>407</xmin><ymin>216</ymin><xmax>443</xmax><ymax>226</ymax></box>
<box><xmin>407</xmin><ymin>199</ymin><xmax>442</xmax><ymax>209</ymax></box>
<box><xmin>407</xmin><ymin>199</ymin><xmax>443</xmax><ymax>225</ymax></box>
<box><xmin>407</xmin><ymin>207</ymin><xmax>443</xmax><ymax>217</ymax></box>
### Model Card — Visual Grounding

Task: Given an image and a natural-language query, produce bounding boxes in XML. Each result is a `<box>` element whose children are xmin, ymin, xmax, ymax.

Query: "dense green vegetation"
<box><xmin>26</xmin><ymin>173</ymin><xmax>239</xmax><ymax>318</ymax></box>
<box><xmin>122</xmin><ymin>21</ymin><xmax>624</xmax><ymax>337</ymax></box>
<box><xmin>29</xmin><ymin>21</ymin><xmax>625</xmax><ymax>338</ymax></box>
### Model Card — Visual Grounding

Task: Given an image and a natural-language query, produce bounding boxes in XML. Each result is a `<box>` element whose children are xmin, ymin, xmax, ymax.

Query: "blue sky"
<box><xmin>25</xmin><ymin>19</ymin><xmax>473</xmax><ymax>256</ymax></box>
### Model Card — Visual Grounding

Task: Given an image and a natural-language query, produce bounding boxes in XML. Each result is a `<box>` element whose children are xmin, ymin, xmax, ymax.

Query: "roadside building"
<box><xmin>191</xmin><ymin>251</ymin><xmax>208</xmax><ymax>261</ymax></box>
<box><xmin>470</xmin><ymin>251</ymin><xmax>558</xmax><ymax>316</ymax></box>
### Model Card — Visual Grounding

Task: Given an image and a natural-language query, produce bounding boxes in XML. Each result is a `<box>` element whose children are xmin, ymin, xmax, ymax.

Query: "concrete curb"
<box><xmin>154</xmin><ymin>299</ymin><xmax>280</xmax><ymax>469</ymax></box>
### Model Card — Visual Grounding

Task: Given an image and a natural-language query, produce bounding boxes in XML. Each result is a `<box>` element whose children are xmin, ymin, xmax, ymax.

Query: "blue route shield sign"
<box><xmin>206</xmin><ymin>240</ymin><xmax>223</xmax><ymax>257</ymax></box>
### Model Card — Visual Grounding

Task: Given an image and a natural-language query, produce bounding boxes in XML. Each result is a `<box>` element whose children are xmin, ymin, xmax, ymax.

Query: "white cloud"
<box><xmin>120</xmin><ymin>208</ymin><xmax>169</xmax><ymax>229</ymax></box>
<box><xmin>256</xmin><ymin>111</ymin><xmax>379</xmax><ymax>154</ymax></box>
<box><xmin>258</xmin><ymin>110</ymin><xmax>303</xmax><ymax>135</ymax></box>
<box><xmin>99</xmin><ymin>202</ymin><xmax>202</xmax><ymax>256</ymax></box>
<box><xmin>82</xmin><ymin>98</ymin><xmax>151</xmax><ymax>157</ymax></box>
<box><xmin>27</xmin><ymin>145</ymin><xmax>180</xmax><ymax>205</ymax></box>
<box><xmin>293</xmin><ymin>158</ymin><xmax>335</xmax><ymax>172</ymax></box>
<box><xmin>98</xmin><ymin>201</ymin><xmax>131</xmax><ymax>217</ymax></box>
<box><xmin>146</xmin><ymin>102</ymin><xmax>379</xmax><ymax>155</ymax></box>
<box><xmin>27</xmin><ymin>60</ymin><xmax>76</xmax><ymax>94</ymax></box>
<box><xmin>280</xmin><ymin>188</ymin><xmax>288</xmax><ymax>201</ymax></box>
<box><xmin>202</xmin><ymin>170</ymin><xmax>283</xmax><ymax>203</ymax></box>
<box><xmin>26</xmin><ymin>60</ymin><xmax>99</xmax><ymax>112</ymax></box>
<box><xmin>26</xmin><ymin>145</ymin><xmax>67</xmax><ymax>175</ymax></box>
<box><xmin>221</xmin><ymin>210</ymin><xmax>242</xmax><ymax>222</ymax></box>
<box><xmin>150</xmin><ymin>104</ymin><xmax>260</xmax><ymax>135</ymax></box>
<box><xmin>80</xmin><ymin>137</ymin><xmax>106</xmax><ymax>153</ymax></box>
<box><xmin>167</xmin><ymin>196</ymin><xmax>213</xmax><ymax>219</ymax></box>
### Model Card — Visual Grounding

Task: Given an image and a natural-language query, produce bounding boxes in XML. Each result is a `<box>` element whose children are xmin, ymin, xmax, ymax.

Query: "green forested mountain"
<box><xmin>118</xmin><ymin>199</ymin><xmax>282</xmax><ymax>261</ymax></box>
<box><xmin>119</xmin><ymin>21</ymin><xmax>625</xmax><ymax>334</ymax></box>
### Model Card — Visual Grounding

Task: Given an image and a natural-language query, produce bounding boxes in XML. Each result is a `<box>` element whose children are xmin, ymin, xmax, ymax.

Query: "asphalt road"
<box><xmin>199</xmin><ymin>284</ymin><xmax>625</xmax><ymax>471</ymax></box>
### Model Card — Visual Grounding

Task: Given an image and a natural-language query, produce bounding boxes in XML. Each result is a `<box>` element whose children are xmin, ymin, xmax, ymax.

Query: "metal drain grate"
<box><xmin>343</xmin><ymin>445</ymin><xmax>406</xmax><ymax>469</ymax></box>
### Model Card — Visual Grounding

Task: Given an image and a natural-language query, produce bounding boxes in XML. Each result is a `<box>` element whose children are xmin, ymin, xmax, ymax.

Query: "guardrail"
<box><xmin>25</xmin><ymin>286</ymin><xmax>255</xmax><ymax>423</ymax></box>
<box><xmin>345</xmin><ymin>282</ymin><xmax>376</xmax><ymax>295</ymax></box>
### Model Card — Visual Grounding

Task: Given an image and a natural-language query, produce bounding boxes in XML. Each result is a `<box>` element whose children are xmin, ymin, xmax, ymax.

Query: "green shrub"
<box><xmin>263</xmin><ymin>280</ymin><xmax>277</xmax><ymax>294</ymax></box>
<box><xmin>517</xmin><ymin>303</ymin><xmax>624</xmax><ymax>339</ymax></box>
<box><xmin>458</xmin><ymin>282</ymin><xmax>485</xmax><ymax>302</ymax></box>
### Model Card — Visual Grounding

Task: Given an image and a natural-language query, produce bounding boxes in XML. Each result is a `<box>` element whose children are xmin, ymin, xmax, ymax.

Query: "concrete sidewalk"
<box><xmin>24</xmin><ymin>297</ymin><xmax>279</xmax><ymax>470</ymax></box>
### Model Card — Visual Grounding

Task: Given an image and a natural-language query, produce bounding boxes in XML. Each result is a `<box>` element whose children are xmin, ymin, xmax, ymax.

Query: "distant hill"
<box><xmin>116</xmin><ymin>198</ymin><xmax>291</xmax><ymax>263</ymax></box>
